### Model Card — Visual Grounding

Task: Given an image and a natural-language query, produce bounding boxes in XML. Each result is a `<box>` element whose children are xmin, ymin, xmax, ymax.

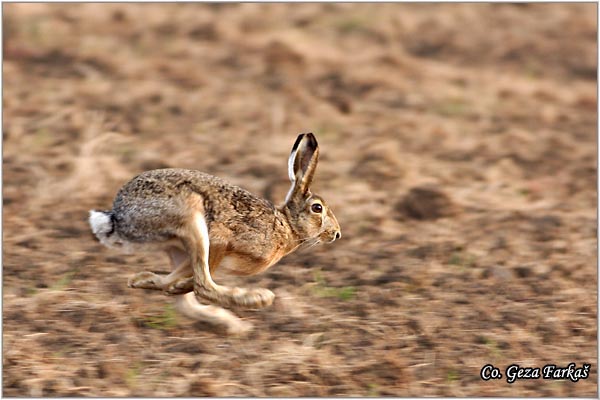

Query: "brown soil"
<box><xmin>3</xmin><ymin>3</ymin><xmax>597</xmax><ymax>397</ymax></box>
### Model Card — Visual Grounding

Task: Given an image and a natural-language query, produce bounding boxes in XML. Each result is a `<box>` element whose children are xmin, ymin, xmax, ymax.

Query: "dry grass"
<box><xmin>3</xmin><ymin>3</ymin><xmax>597</xmax><ymax>396</ymax></box>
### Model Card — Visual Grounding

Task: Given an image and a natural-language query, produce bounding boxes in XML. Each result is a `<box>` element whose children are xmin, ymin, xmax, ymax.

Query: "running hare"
<box><xmin>89</xmin><ymin>133</ymin><xmax>340</xmax><ymax>333</ymax></box>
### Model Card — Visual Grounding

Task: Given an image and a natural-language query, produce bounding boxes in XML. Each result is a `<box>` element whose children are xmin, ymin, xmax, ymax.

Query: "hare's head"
<box><xmin>283</xmin><ymin>133</ymin><xmax>341</xmax><ymax>245</ymax></box>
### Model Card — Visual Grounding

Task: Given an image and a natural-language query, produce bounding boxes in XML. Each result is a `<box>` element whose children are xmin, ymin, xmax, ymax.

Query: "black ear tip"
<box><xmin>305</xmin><ymin>132</ymin><xmax>318</xmax><ymax>146</ymax></box>
<box><xmin>292</xmin><ymin>132</ymin><xmax>318</xmax><ymax>152</ymax></box>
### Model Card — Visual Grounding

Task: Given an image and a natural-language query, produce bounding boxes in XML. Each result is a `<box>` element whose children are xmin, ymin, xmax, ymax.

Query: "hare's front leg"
<box><xmin>166</xmin><ymin>247</ymin><xmax>252</xmax><ymax>334</ymax></box>
<box><xmin>175</xmin><ymin>292</ymin><xmax>252</xmax><ymax>335</ymax></box>
<box><xmin>183</xmin><ymin>211</ymin><xmax>275</xmax><ymax>309</ymax></box>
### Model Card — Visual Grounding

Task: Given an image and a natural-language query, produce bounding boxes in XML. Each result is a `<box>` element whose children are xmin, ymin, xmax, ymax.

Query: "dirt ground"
<box><xmin>2</xmin><ymin>3</ymin><xmax>597</xmax><ymax>397</ymax></box>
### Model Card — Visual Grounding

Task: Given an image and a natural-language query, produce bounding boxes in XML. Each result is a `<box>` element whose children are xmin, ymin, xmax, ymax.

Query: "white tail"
<box><xmin>89</xmin><ymin>210</ymin><xmax>118</xmax><ymax>247</ymax></box>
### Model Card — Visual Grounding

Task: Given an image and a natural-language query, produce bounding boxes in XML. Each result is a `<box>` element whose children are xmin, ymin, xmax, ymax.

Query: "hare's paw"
<box><xmin>225</xmin><ymin>318</ymin><xmax>254</xmax><ymax>336</ymax></box>
<box><xmin>192</xmin><ymin>285</ymin><xmax>274</xmax><ymax>309</ymax></box>
<box><xmin>231</xmin><ymin>287</ymin><xmax>275</xmax><ymax>309</ymax></box>
<box><xmin>165</xmin><ymin>276</ymin><xmax>194</xmax><ymax>295</ymax></box>
<box><xmin>128</xmin><ymin>271</ymin><xmax>163</xmax><ymax>290</ymax></box>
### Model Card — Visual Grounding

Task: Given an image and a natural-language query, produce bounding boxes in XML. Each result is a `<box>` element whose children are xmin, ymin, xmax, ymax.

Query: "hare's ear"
<box><xmin>286</xmin><ymin>133</ymin><xmax>319</xmax><ymax>202</ymax></box>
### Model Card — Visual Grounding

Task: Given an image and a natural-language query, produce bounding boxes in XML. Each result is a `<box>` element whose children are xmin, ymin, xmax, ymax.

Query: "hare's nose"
<box><xmin>335</xmin><ymin>231</ymin><xmax>341</xmax><ymax>240</ymax></box>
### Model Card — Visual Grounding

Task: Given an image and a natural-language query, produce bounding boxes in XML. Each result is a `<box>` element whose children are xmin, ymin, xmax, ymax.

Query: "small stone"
<box><xmin>533</xmin><ymin>263</ymin><xmax>551</xmax><ymax>276</ymax></box>
<box><xmin>514</xmin><ymin>266</ymin><xmax>532</xmax><ymax>278</ymax></box>
<box><xmin>488</xmin><ymin>265</ymin><xmax>513</xmax><ymax>281</ymax></box>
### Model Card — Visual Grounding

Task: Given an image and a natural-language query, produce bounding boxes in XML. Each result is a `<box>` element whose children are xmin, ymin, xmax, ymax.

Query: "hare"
<box><xmin>89</xmin><ymin>133</ymin><xmax>340</xmax><ymax>334</ymax></box>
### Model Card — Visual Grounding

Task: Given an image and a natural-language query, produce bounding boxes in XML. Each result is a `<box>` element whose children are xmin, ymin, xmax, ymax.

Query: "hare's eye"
<box><xmin>311</xmin><ymin>203</ymin><xmax>323</xmax><ymax>213</ymax></box>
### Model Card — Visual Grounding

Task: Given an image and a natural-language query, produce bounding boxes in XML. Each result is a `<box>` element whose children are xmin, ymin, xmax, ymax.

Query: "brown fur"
<box><xmin>90</xmin><ymin>133</ymin><xmax>341</xmax><ymax>325</ymax></box>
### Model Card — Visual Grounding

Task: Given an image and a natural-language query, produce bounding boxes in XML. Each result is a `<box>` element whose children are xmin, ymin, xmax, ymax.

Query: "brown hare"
<box><xmin>89</xmin><ymin>133</ymin><xmax>340</xmax><ymax>333</ymax></box>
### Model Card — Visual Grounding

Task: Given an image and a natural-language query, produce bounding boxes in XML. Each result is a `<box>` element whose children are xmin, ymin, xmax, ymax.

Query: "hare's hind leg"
<box><xmin>183</xmin><ymin>210</ymin><xmax>275</xmax><ymax>309</ymax></box>
<box><xmin>128</xmin><ymin>246</ymin><xmax>192</xmax><ymax>294</ymax></box>
<box><xmin>129</xmin><ymin>247</ymin><xmax>252</xmax><ymax>334</ymax></box>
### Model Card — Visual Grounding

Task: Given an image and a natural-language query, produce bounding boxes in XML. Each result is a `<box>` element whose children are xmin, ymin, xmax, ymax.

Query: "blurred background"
<box><xmin>2</xmin><ymin>3</ymin><xmax>597</xmax><ymax>397</ymax></box>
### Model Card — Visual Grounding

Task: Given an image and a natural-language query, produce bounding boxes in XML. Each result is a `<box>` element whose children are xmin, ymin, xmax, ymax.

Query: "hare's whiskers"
<box><xmin>306</xmin><ymin>239</ymin><xmax>321</xmax><ymax>250</ymax></box>
<box><xmin>296</xmin><ymin>236</ymin><xmax>315</xmax><ymax>245</ymax></box>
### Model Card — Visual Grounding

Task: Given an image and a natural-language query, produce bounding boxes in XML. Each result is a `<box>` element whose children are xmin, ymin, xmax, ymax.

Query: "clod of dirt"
<box><xmin>396</xmin><ymin>186</ymin><xmax>457</xmax><ymax>220</ymax></box>
<box><xmin>325</xmin><ymin>93</ymin><xmax>352</xmax><ymax>114</ymax></box>
<box><xmin>351</xmin><ymin>139</ymin><xmax>406</xmax><ymax>186</ymax></box>
<box><xmin>514</xmin><ymin>263</ymin><xmax>552</xmax><ymax>279</ymax></box>
<box><xmin>188</xmin><ymin>23</ymin><xmax>219</xmax><ymax>41</ymax></box>
<box><xmin>513</xmin><ymin>265</ymin><xmax>533</xmax><ymax>278</ymax></box>
<box><xmin>111</xmin><ymin>9</ymin><xmax>128</xmax><ymax>22</ymax></box>
<box><xmin>482</xmin><ymin>265</ymin><xmax>513</xmax><ymax>281</ymax></box>
<box><xmin>530</xmin><ymin>215</ymin><xmax>562</xmax><ymax>241</ymax></box>
<box><xmin>264</xmin><ymin>40</ymin><xmax>305</xmax><ymax>69</ymax></box>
